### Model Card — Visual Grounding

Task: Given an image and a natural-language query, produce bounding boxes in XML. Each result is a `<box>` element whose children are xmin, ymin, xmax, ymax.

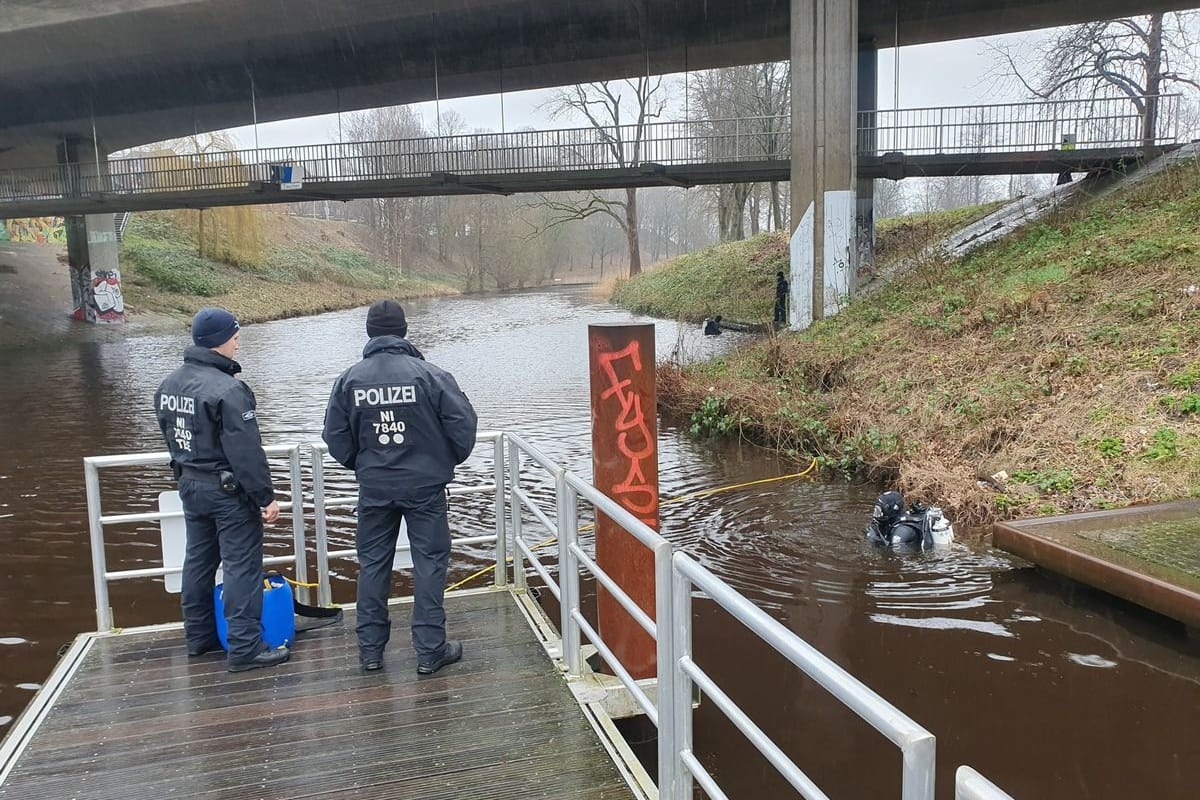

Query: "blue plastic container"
<box><xmin>214</xmin><ymin>574</ymin><xmax>295</xmax><ymax>650</ymax></box>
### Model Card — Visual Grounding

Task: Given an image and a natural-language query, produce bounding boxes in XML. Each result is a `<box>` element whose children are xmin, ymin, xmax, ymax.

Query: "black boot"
<box><xmin>227</xmin><ymin>645</ymin><xmax>290</xmax><ymax>673</ymax></box>
<box><xmin>417</xmin><ymin>640</ymin><xmax>462</xmax><ymax>675</ymax></box>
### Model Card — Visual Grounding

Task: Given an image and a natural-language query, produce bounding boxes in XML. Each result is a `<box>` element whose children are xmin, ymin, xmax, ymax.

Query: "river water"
<box><xmin>0</xmin><ymin>287</ymin><xmax>1196</xmax><ymax>798</ymax></box>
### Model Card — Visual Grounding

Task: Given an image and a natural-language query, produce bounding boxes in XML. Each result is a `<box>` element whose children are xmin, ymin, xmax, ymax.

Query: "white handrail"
<box><xmin>956</xmin><ymin>767</ymin><xmax>1015</xmax><ymax>800</ymax></box>
<box><xmin>79</xmin><ymin>431</ymin><xmax>1010</xmax><ymax>799</ymax></box>
<box><xmin>83</xmin><ymin>444</ymin><xmax>306</xmax><ymax>632</ymax></box>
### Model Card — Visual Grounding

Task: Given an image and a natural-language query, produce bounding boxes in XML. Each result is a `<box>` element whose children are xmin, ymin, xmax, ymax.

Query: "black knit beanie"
<box><xmin>366</xmin><ymin>299</ymin><xmax>407</xmax><ymax>338</ymax></box>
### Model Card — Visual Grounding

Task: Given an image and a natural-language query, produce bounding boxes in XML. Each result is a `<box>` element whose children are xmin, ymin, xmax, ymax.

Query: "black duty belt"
<box><xmin>178</xmin><ymin>466</ymin><xmax>225</xmax><ymax>487</ymax></box>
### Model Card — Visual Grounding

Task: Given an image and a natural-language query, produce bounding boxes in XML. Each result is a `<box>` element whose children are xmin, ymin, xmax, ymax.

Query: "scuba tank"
<box><xmin>866</xmin><ymin>493</ymin><xmax>955</xmax><ymax>549</ymax></box>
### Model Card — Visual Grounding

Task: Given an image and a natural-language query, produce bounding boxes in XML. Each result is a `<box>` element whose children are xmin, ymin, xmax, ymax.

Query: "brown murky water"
<box><xmin>0</xmin><ymin>287</ymin><xmax>1196</xmax><ymax>798</ymax></box>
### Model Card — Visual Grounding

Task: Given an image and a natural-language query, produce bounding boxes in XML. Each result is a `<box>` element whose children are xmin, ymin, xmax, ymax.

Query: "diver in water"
<box><xmin>865</xmin><ymin>490</ymin><xmax>954</xmax><ymax>549</ymax></box>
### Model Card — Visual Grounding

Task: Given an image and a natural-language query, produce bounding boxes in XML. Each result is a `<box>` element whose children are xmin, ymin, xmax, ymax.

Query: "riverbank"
<box><xmin>610</xmin><ymin>202</ymin><xmax>1003</xmax><ymax>326</ymax></box>
<box><xmin>621</xmin><ymin>164</ymin><xmax>1200</xmax><ymax>526</ymax></box>
<box><xmin>118</xmin><ymin>211</ymin><xmax>458</xmax><ymax>325</ymax></box>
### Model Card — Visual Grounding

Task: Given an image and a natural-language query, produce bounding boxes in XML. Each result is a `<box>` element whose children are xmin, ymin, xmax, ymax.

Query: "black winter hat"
<box><xmin>366</xmin><ymin>299</ymin><xmax>407</xmax><ymax>338</ymax></box>
<box><xmin>191</xmin><ymin>307</ymin><xmax>240</xmax><ymax>348</ymax></box>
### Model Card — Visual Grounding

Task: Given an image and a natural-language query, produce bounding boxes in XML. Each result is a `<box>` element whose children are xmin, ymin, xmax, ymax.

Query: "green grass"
<box><xmin>612</xmin><ymin>201</ymin><xmax>1009</xmax><ymax>323</ymax></box>
<box><xmin>121</xmin><ymin>235</ymin><xmax>233</xmax><ymax>296</ymax></box>
<box><xmin>653</xmin><ymin>159</ymin><xmax>1200</xmax><ymax>524</ymax></box>
<box><xmin>121</xmin><ymin>213</ymin><xmax>450</xmax><ymax>297</ymax></box>
<box><xmin>611</xmin><ymin>232</ymin><xmax>788</xmax><ymax>323</ymax></box>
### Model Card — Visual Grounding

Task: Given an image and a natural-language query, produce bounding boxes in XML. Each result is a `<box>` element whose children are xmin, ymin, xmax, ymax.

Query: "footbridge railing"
<box><xmin>1</xmin><ymin>96</ymin><xmax>1179</xmax><ymax>206</ymax></box>
<box><xmin>80</xmin><ymin>431</ymin><xmax>1019</xmax><ymax>798</ymax></box>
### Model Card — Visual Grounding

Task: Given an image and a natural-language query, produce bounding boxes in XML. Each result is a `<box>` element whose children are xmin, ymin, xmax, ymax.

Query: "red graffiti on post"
<box><xmin>596</xmin><ymin>341</ymin><xmax>659</xmax><ymax>527</ymax></box>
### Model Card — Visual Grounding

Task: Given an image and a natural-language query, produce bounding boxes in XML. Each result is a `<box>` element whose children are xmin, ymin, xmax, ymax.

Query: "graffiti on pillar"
<box><xmin>91</xmin><ymin>269</ymin><xmax>126</xmax><ymax>322</ymax></box>
<box><xmin>823</xmin><ymin>190</ymin><xmax>855</xmax><ymax>318</ymax></box>
<box><xmin>856</xmin><ymin>202</ymin><xmax>876</xmax><ymax>282</ymax></box>
<box><xmin>596</xmin><ymin>341</ymin><xmax>659</xmax><ymax>526</ymax></box>
<box><xmin>2</xmin><ymin>217</ymin><xmax>66</xmax><ymax>244</ymax></box>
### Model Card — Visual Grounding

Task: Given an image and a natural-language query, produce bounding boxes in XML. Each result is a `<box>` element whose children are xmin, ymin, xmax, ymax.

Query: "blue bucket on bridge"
<box><xmin>269</xmin><ymin>163</ymin><xmax>293</xmax><ymax>184</ymax></box>
<box><xmin>214</xmin><ymin>574</ymin><xmax>295</xmax><ymax>650</ymax></box>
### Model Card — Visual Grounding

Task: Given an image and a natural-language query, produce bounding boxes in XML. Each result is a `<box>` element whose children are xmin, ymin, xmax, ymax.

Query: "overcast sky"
<box><xmin>220</xmin><ymin>29</ymin><xmax>1055</xmax><ymax>150</ymax></box>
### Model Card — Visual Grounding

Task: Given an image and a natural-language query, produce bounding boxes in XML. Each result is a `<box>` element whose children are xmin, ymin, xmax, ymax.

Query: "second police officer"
<box><xmin>322</xmin><ymin>299</ymin><xmax>478</xmax><ymax>675</ymax></box>
<box><xmin>154</xmin><ymin>307</ymin><xmax>290</xmax><ymax>673</ymax></box>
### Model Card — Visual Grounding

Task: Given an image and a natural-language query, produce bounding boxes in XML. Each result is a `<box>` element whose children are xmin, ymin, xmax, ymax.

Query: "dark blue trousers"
<box><xmin>179</xmin><ymin>481</ymin><xmax>265</xmax><ymax>662</ymax></box>
<box><xmin>355</xmin><ymin>489</ymin><xmax>450</xmax><ymax>663</ymax></box>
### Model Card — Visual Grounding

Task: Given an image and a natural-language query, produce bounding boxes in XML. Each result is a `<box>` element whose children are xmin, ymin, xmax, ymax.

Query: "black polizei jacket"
<box><xmin>322</xmin><ymin>335</ymin><xmax>479</xmax><ymax>504</ymax></box>
<box><xmin>154</xmin><ymin>345</ymin><xmax>276</xmax><ymax>508</ymax></box>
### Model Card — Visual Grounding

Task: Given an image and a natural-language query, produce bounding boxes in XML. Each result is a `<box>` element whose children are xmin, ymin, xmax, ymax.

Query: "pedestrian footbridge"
<box><xmin>0</xmin><ymin>96</ymin><xmax>1181</xmax><ymax>218</ymax></box>
<box><xmin>1</xmin><ymin>433</ymin><xmax>1019</xmax><ymax>798</ymax></box>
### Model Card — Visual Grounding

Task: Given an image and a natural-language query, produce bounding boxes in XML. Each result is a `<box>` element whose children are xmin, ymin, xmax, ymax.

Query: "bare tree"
<box><xmin>539</xmin><ymin>78</ymin><xmax>666</xmax><ymax>276</ymax></box>
<box><xmin>689</xmin><ymin>63</ymin><xmax>790</xmax><ymax>241</ymax></box>
<box><xmin>873</xmin><ymin>179</ymin><xmax>907</xmax><ymax>220</ymax></box>
<box><xmin>991</xmin><ymin>13</ymin><xmax>1200</xmax><ymax>147</ymax></box>
<box><xmin>343</xmin><ymin>105</ymin><xmax>434</xmax><ymax>271</ymax></box>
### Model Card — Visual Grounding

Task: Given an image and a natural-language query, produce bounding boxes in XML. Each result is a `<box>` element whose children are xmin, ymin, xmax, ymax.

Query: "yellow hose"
<box><xmin>444</xmin><ymin>458</ymin><xmax>819</xmax><ymax>593</ymax></box>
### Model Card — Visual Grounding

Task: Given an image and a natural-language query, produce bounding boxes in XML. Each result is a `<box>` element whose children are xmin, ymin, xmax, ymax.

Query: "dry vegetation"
<box><xmin>649</xmin><ymin>163</ymin><xmax>1200</xmax><ymax>527</ymax></box>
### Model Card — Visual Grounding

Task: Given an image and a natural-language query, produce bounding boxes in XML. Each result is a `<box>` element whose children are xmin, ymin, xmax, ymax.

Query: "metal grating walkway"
<box><xmin>0</xmin><ymin>590</ymin><xmax>637</xmax><ymax>800</ymax></box>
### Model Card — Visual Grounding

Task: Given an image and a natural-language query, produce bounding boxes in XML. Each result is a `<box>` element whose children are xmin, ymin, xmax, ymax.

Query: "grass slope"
<box><xmin>119</xmin><ymin>212</ymin><xmax>457</xmax><ymax>323</ymax></box>
<box><xmin>654</xmin><ymin>167</ymin><xmax>1200</xmax><ymax>526</ymax></box>
<box><xmin>612</xmin><ymin>203</ymin><xmax>1005</xmax><ymax>325</ymax></box>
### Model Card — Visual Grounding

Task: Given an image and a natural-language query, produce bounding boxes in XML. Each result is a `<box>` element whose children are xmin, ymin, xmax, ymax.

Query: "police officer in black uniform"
<box><xmin>154</xmin><ymin>307</ymin><xmax>290</xmax><ymax>673</ymax></box>
<box><xmin>323</xmin><ymin>300</ymin><xmax>478</xmax><ymax>674</ymax></box>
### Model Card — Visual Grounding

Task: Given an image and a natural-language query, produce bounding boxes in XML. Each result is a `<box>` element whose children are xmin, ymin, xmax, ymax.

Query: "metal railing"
<box><xmin>862</xmin><ymin>94</ymin><xmax>1180</xmax><ymax>156</ymax></box>
<box><xmin>308</xmin><ymin>433</ymin><xmax>506</xmax><ymax>607</ymax></box>
<box><xmin>670</xmin><ymin>552</ymin><xmax>936</xmax><ymax>799</ymax></box>
<box><xmin>2</xmin><ymin>96</ymin><xmax>1179</xmax><ymax>206</ymax></box>
<box><xmin>80</xmin><ymin>431</ymin><xmax>1015</xmax><ymax>798</ymax></box>
<box><xmin>956</xmin><ymin>767</ymin><xmax>1016</xmax><ymax>799</ymax></box>
<box><xmin>83</xmin><ymin>444</ymin><xmax>308</xmax><ymax>632</ymax></box>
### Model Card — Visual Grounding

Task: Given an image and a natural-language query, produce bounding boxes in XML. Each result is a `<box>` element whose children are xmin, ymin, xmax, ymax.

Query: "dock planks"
<box><xmin>0</xmin><ymin>590</ymin><xmax>636</xmax><ymax>800</ymax></box>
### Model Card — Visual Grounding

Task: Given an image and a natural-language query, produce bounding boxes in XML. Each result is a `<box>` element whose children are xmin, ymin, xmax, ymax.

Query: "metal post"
<box><xmin>902</xmin><ymin>733</ymin><xmax>937</xmax><ymax>800</ymax></box>
<box><xmin>654</xmin><ymin>542</ymin><xmax>677</xmax><ymax>799</ymax></box>
<box><xmin>493</xmin><ymin>435</ymin><xmax>507</xmax><ymax>588</ymax></box>
<box><xmin>670</xmin><ymin>555</ymin><xmax>694</xmax><ymax>800</ymax></box>
<box><xmin>84</xmin><ymin>460</ymin><xmax>112</xmax><ymax>632</ymax></box>
<box><xmin>288</xmin><ymin>446</ymin><xmax>310</xmax><ymax>605</ymax></box>
<box><xmin>588</xmin><ymin>323</ymin><xmax>660</xmax><ymax>679</ymax></box>
<box><xmin>559</xmin><ymin>477</ymin><xmax>582</xmax><ymax>677</ymax></box>
<box><xmin>310</xmin><ymin>445</ymin><xmax>333</xmax><ymax>607</ymax></box>
<box><xmin>508</xmin><ymin>438</ymin><xmax>527</xmax><ymax>593</ymax></box>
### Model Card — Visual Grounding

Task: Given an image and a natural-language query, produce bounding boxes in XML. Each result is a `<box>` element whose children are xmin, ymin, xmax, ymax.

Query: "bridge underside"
<box><xmin>0</xmin><ymin>149</ymin><xmax>1154</xmax><ymax>218</ymax></box>
<box><xmin>1</xmin><ymin>0</ymin><xmax>1196</xmax><ymax>159</ymax></box>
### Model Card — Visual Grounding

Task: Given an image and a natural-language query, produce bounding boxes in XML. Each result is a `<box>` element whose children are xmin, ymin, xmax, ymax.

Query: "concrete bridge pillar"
<box><xmin>856</xmin><ymin>44</ymin><xmax>878</xmax><ymax>281</ymax></box>
<box><xmin>789</xmin><ymin>0</ymin><xmax>858</xmax><ymax>330</ymax></box>
<box><xmin>56</xmin><ymin>138</ymin><xmax>125</xmax><ymax>324</ymax></box>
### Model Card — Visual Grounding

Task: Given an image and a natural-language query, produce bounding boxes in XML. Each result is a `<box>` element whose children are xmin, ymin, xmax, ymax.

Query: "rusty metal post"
<box><xmin>588</xmin><ymin>323</ymin><xmax>660</xmax><ymax>679</ymax></box>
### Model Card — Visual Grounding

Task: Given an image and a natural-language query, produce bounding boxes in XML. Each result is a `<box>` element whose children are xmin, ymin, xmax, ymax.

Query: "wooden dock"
<box><xmin>0</xmin><ymin>590</ymin><xmax>639</xmax><ymax>799</ymax></box>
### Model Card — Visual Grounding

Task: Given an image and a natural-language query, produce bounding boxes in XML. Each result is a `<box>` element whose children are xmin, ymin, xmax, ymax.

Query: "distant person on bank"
<box><xmin>774</xmin><ymin>271</ymin><xmax>789</xmax><ymax>326</ymax></box>
<box><xmin>322</xmin><ymin>300</ymin><xmax>479</xmax><ymax>675</ymax></box>
<box><xmin>154</xmin><ymin>307</ymin><xmax>289</xmax><ymax>673</ymax></box>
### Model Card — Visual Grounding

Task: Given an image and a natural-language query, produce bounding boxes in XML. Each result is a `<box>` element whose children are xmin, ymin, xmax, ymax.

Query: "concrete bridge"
<box><xmin>2</xmin><ymin>0</ymin><xmax>1194</xmax><ymax>161</ymax></box>
<box><xmin>2</xmin><ymin>0</ymin><xmax>1191</xmax><ymax>324</ymax></box>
